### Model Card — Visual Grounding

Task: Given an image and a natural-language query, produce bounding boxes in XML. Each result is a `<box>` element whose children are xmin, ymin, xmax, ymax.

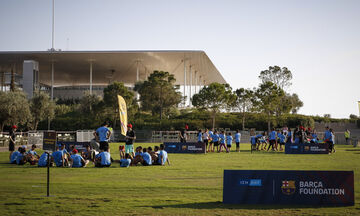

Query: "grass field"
<box><xmin>1</xmin><ymin>143</ymin><xmax>360</xmax><ymax>216</ymax></box>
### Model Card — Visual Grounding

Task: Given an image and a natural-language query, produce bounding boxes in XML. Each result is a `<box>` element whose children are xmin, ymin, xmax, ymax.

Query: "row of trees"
<box><xmin>0</xmin><ymin>66</ymin><xmax>305</xmax><ymax>131</ymax></box>
<box><xmin>192</xmin><ymin>66</ymin><xmax>303</xmax><ymax>131</ymax></box>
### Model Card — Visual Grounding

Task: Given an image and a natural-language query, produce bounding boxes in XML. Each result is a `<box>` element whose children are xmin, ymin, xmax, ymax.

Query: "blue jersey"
<box><xmin>10</xmin><ymin>151</ymin><xmax>20</xmax><ymax>164</ymax></box>
<box><xmin>27</xmin><ymin>150</ymin><xmax>38</xmax><ymax>156</ymax></box>
<box><xmin>96</xmin><ymin>126</ymin><xmax>110</xmax><ymax>142</ymax></box>
<box><xmin>197</xmin><ymin>132</ymin><xmax>203</xmax><ymax>142</ymax></box>
<box><xmin>16</xmin><ymin>154</ymin><xmax>24</xmax><ymax>165</ymax></box>
<box><xmin>235</xmin><ymin>133</ymin><xmax>241</xmax><ymax>143</ymax></box>
<box><xmin>52</xmin><ymin>150</ymin><xmax>63</xmax><ymax>167</ymax></box>
<box><xmin>250</xmin><ymin>136</ymin><xmax>256</xmax><ymax>145</ymax></box>
<box><xmin>324</xmin><ymin>130</ymin><xmax>332</xmax><ymax>140</ymax></box>
<box><xmin>255</xmin><ymin>134</ymin><xmax>263</xmax><ymax>139</ymax></box>
<box><xmin>279</xmin><ymin>134</ymin><xmax>285</xmax><ymax>143</ymax></box>
<box><xmin>71</xmin><ymin>154</ymin><xmax>84</xmax><ymax>167</ymax></box>
<box><xmin>219</xmin><ymin>134</ymin><xmax>226</xmax><ymax>144</ymax></box>
<box><xmin>120</xmin><ymin>159</ymin><xmax>131</xmax><ymax>167</ymax></box>
<box><xmin>142</xmin><ymin>152</ymin><xmax>152</xmax><ymax>165</ymax></box>
<box><xmin>269</xmin><ymin>131</ymin><xmax>277</xmax><ymax>140</ymax></box>
<box><xmin>158</xmin><ymin>150</ymin><xmax>168</xmax><ymax>165</ymax></box>
<box><xmin>226</xmin><ymin>135</ymin><xmax>233</xmax><ymax>145</ymax></box>
<box><xmin>212</xmin><ymin>133</ymin><xmax>219</xmax><ymax>142</ymax></box>
<box><xmin>38</xmin><ymin>153</ymin><xmax>50</xmax><ymax>167</ymax></box>
<box><xmin>96</xmin><ymin>152</ymin><xmax>111</xmax><ymax>165</ymax></box>
<box><xmin>135</xmin><ymin>152</ymin><xmax>142</xmax><ymax>156</ymax></box>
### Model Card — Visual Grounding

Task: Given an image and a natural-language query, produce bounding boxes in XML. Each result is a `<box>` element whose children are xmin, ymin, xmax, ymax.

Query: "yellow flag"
<box><xmin>118</xmin><ymin>95</ymin><xmax>128</xmax><ymax>136</ymax></box>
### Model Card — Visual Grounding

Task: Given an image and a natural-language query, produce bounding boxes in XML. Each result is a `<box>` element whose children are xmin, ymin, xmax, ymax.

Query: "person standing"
<box><xmin>94</xmin><ymin>122</ymin><xmax>112</xmax><ymax>152</ymax></box>
<box><xmin>179</xmin><ymin>128</ymin><xmax>187</xmax><ymax>143</ymax></box>
<box><xmin>125</xmin><ymin>123</ymin><xmax>136</xmax><ymax>157</ymax></box>
<box><xmin>267</xmin><ymin>128</ymin><xmax>277</xmax><ymax>151</ymax></box>
<box><xmin>203</xmin><ymin>129</ymin><xmax>209</xmax><ymax>152</ymax></box>
<box><xmin>344</xmin><ymin>129</ymin><xmax>350</xmax><ymax>145</ymax></box>
<box><xmin>8</xmin><ymin>125</ymin><xmax>17</xmax><ymax>160</ymax></box>
<box><xmin>235</xmin><ymin>130</ymin><xmax>241</xmax><ymax>152</ymax></box>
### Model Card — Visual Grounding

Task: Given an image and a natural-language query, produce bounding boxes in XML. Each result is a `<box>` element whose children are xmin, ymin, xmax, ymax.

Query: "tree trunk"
<box><xmin>1</xmin><ymin>122</ymin><xmax>4</xmax><ymax>132</ymax></box>
<box><xmin>267</xmin><ymin>112</ymin><xmax>271</xmax><ymax>132</ymax></box>
<box><xmin>212</xmin><ymin>111</ymin><xmax>216</xmax><ymax>130</ymax></box>
<box><xmin>242</xmin><ymin>112</ymin><xmax>245</xmax><ymax>130</ymax></box>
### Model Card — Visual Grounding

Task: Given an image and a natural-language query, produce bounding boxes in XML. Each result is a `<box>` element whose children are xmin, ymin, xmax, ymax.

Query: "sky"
<box><xmin>0</xmin><ymin>0</ymin><xmax>359</xmax><ymax>118</ymax></box>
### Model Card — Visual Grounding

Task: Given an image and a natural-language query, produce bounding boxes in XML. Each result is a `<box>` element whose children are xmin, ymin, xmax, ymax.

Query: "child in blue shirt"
<box><xmin>212</xmin><ymin>130</ymin><xmax>220</xmax><ymax>152</ymax></box>
<box><xmin>38</xmin><ymin>152</ymin><xmax>52</xmax><ymax>167</ymax></box>
<box><xmin>218</xmin><ymin>131</ymin><xmax>229</xmax><ymax>153</ymax></box>
<box><xmin>234</xmin><ymin>130</ymin><xmax>241</xmax><ymax>152</ymax></box>
<box><xmin>120</xmin><ymin>153</ymin><xmax>132</xmax><ymax>167</ymax></box>
<box><xmin>197</xmin><ymin>129</ymin><xmax>203</xmax><ymax>143</ymax></box>
<box><xmin>226</xmin><ymin>132</ymin><xmax>233</xmax><ymax>152</ymax></box>
<box><xmin>70</xmin><ymin>149</ymin><xmax>88</xmax><ymax>168</ymax></box>
<box><xmin>267</xmin><ymin>128</ymin><xmax>277</xmax><ymax>151</ymax></box>
<box><xmin>10</xmin><ymin>147</ymin><xmax>21</xmax><ymax>164</ymax></box>
<box><xmin>157</xmin><ymin>144</ymin><xmax>170</xmax><ymax>166</ymax></box>
<box><xmin>208</xmin><ymin>130</ymin><xmax>214</xmax><ymax>152</ymax></box>
<box><xmin>16</xmin><ymin>147</ymin><xmax>27</xmax><ymax>165</ymax></box>
<box><xmin>95</xmin><ymin>146</ymin><xmax>111</xmax><ymax>167</ymax></box>
<box><xmin>141</xmin><ymin>148</ymin><xmax>152</xmax><ymax>166</ymax></box>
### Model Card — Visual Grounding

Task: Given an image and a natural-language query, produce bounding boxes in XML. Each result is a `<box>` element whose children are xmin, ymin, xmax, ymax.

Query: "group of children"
<box><xmin>9</xmin><ymin>142</ymin><xmax>170</xmax><ymax>168</ymax></box>
<box><xmin>250</xmin><ymin>126</ymin><xmax>336</xmax><ymax>153</ymax></box>
<box><xmin>119</xmin><ymin>144</ymin><xmax>170</xmax><ymax>167</ymax></box>
<box><xmin>197</xmin><ymin>129</ymin><xmax>242</xmax><ymax>153</ymax></box>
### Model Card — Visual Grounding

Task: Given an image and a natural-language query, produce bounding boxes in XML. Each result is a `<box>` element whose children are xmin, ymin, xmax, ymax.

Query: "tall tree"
<box><xmin>134</xmin><ymin>71</ymin><xmax>182</xmax><ymax>120</ymax></box>
<box><xmin>234</xmin><ymin>88</ymin><xmax>254</xmax><ymax>130</ymax></box>
<box><xmin>0</xmin><ymin>90</ymin><xmax>32</xmax><ymax>131</ymax></box>
<box><xmin>192</xmin><ymin>82</ymin><xmax>236</xmax><ymax>129</ymax></box>
<box><xmin>259</xmin><ymin>66</ymin><xmax>292</xmax><ymax>90</ymax></box>
<box><xmin>103</xmin><ymin>82</ymin><xmax>135</xmax><ymax>127</ymax></box>
<box><xmin>30</xmin><ymin>91</ymin><xmax>56</xmax><ymax>130</ymax></box>
<box><xmin>254</xmin><ymin>82</ymin><xmax>285</xmax><ymax>131</ymax></box>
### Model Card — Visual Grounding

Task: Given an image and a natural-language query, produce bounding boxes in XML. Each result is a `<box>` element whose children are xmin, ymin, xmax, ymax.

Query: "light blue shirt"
<box><xmin>10</xmin><ymin>151</ymin><xmax>20</xmax><ymax>164</ymax></box>
<box><xmin>279</xmin><ymin>133</ymin><xmax>285</xmax><ymax>143</ymax></box>
<box><xmin>142</xmin><ymin>152</ymin><xmax>152</xmax><ymax>165</ymax></box>
<box><xmin>219</xmin><ymin>134</ymin><xmax>226</xmax><ymax>144</ymax></box>
<box><xmin>324</xmin><ymin>130</ymin><xmax>332</xmax><ymax>140</ymax></box>
<box><xmin>235</xmin><ymin>133</ymin><xmax>241</xmax><ymax>143</ymax></box>
<box><xmin>27</xmin><ymin>150</ymin><xmax>38</xmax><ymax>156</ymax></box>
<box><xmin>226</xmin><ymin>135</ymin><xmax>233</xmax><ymax>145</ymax></box>
<box><xmin>96</xmin><ymin>126</ymin><xmax>110</xmax><ymax>142</ymax></box>
<box><xmin>197</xmin><ymin>132</ymin><xmax>203</xmax><ymax>142</ymax></box>
<box><xmin>158</xmin><ymin>150</ymin><xmax>168</xmax><ymax>165</ymax></box>
<box><xmin>269</xmin><ymin>131</ymin><xmax>276</xmax><ymax>140</ymax></box>
<box><xmin>16</xmin><ymin>154</ymin><xmax>24</xmax><ymax>165</ymax></box>
<box><xmin>71</xmin><ymin>154</ymin><xmax>84</xmax><ymax>167</ymax></box>
<box><xmin>212</xmin><ymin>133</ymin><xmax>219</xmax><ymax>142</ymax></box>
<box><xmin>96</xmin><ymin>152</ymin><xmax>111</xmax><ymax>165</ymax></box>
<box><xmin>52</xmin><ymin>150</ymin><xmax>63</xmax><ymax>167</ymax></box>
<box><xmin>38</xmin><ymin>153</ymin><xmax>49</xmax><ymax>167</ymax></box>
<box><xmin>120</xmin><ymin>159</ymin><xmax>131</xmax><ymax>167</ymax></box>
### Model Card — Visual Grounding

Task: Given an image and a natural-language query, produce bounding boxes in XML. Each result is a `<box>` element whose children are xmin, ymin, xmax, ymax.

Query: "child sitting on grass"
<box><xmin>95</xmin><ymin>146</ymin><xmax>111</xmax><ymax>167</ymax></box>
<box><xmin>70</xmin><ymin>149</ymin><xmax>89</xmax><ymax>168</ymax></box>
<box><xmin>120</xmin><ymin>153</ymin><xmax>132</xmax><ymax>167</ymax></box>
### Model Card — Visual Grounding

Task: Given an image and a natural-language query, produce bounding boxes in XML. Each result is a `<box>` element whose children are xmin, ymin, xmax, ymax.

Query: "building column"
<box><xmin>89</xmin><ymin>61</ymin><xmax>93</xmax><ymax>95</ymax></box>
<box><xmin>194</xmin><ymin>71</ymin><xmax>197</xmax><ymax>94</ymax></box>
<box><xmin>51</xmin><ymin>61</ymin><xmax>54</xmax><ymax>100</ymax></box>
<box><xmin>183</xmin><ymin>59</ymin><xmax>186</xmax><ymax>106</ymax></box>
<box><xmin>189</xmin><ymin>65</ymin><xmax>192</xmax><ymax>107</ymax></box>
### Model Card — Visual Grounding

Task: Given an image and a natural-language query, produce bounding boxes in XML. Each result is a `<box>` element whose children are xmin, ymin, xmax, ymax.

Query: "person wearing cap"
<box><xmin>70</xmin><ymin>149</ymin><xmax>88</xmax><ymax>168</ymax></box>
<box><xmin>8</xmin><ymin>125</ymin><xmax>17</xmax><ymax>160</ymax></box>
<box><xmin>125</xmin><ymin>123</ymin><xmax>136</xmax><ymax>157</ymax></box>
<box><xmin>94</xmin><ymin>121</ymin><xmax>112</xmax><ymax>152</ymax></box>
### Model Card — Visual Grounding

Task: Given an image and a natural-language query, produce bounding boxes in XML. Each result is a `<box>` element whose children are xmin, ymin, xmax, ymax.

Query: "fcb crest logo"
<box><xmin>182</xmin><ymin>145</ymin><xmax>187</xmax><ymax>150</ymax></box>
<box><xmin>304</xmin><ymin>146</ymin><xmax>310</xmax><ymax>151</ymax></box>
<box><xmin>281</xmin><ymin>180</ymin><xmax>296</xmax><ymax>195</ymax></box>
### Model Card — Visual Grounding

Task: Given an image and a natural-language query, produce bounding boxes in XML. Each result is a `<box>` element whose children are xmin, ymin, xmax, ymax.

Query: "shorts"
<box><xmin>269</xmin><ymin>140</ymin><xmax>276</xmax><ymax>145</ymax></box>
<box><xmin>236</xmin><ymin>142</ymin><xmax>240</xmax><ymax>148</ymax></box>
<box><xmin>227</xmin><ymin>145</ymin><xmax>232</xmax><ymax>148</ymax></box>
<box><xmin>99</xmin><ymin>141</ymin><xmax>109</xmax><ymax>151</ymax></box>
<box><xmin>213</xmin><ymin>141</ymin><xmax>219</xmax><ymax>146</ymax></box>
<box><xmin>9</xmin><ymin>142</ymin><xmax>15</xmax><ymax>151</ymax></box>
<box><xmin>142</xmin><ymin>161</ymin><xmax>150</xmax><ymax>166</ymax></box>
<box><xmin>95</xmin><ymin>164</ymin><xmax>111</xmax><ymax>167</ymax></box>
<box><xmin>204</xmin><ymin>139</ymin><xmax>208</xmax><ymax>145</ymax></box>
<box><xmin>119</xmin><ymin>145</ymin><xmax>125</xmax><ymax>152</ymax></box>
<box><xmin>125</xmin><ymin>144</ymin><xmax>134</xmax><ymax>154</ymax></box>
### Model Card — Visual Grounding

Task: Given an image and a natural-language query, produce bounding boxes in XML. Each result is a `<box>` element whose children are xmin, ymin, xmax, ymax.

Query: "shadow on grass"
<box><xmin>146</xmin><ymin>201</ymin><xmax>351</xmax><ymax>210</ymax></box>
<box><xmin>345</xmin><ymin>149</ymin><xmax>360</xmax><ymax>152</ymax></box>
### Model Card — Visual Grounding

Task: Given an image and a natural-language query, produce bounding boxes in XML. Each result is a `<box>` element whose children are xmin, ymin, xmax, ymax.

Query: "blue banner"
<box><xmin>164</xmin><ymin>142</ymin><xmax>206</xmax><ymax>154</ymax></box>
<box><xmin>223</xmin><ymin>170</ymin><xmax>354</xmax><ymax>206</ymax></box>
<box><xmin>285</xmin><ymin>143</ymin><xmax>329</xmax><ymax>154</ymax></box>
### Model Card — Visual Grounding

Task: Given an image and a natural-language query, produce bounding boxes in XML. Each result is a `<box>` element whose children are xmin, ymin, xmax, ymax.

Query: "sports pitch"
<box><xmin>1</xmin><ymin>143</ymin><xmax>360</xmax><ymax>216</ymax></box>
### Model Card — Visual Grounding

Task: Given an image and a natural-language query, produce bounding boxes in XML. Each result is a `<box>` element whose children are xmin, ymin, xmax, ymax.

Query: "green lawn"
<box><xmin>0</xmin><ymin>143</ymin><xmax>360</xmax><ymax>216</ymax></box>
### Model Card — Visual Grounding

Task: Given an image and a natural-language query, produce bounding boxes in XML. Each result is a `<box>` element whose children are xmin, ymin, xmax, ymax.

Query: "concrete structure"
<box><xmin>0</xmin><ymin>50</ymin><xmax>226</xmax><ymax>103</ymax></box>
